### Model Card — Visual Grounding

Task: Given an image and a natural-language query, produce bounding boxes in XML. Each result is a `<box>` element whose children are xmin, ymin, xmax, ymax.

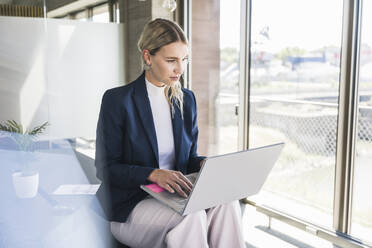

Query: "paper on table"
<box><xmin>53</xmin><ymin>184</ymin><xmax>100</xmax><ymax>195</ymax></box>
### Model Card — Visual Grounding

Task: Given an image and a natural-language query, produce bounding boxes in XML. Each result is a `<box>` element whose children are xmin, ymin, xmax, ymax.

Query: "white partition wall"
<box><xmin>0</xmin><ymin>17</ymin><xmax>47</xmax><ymax>133</ymax></box>
<box><xmin>0</xmin><ymin>16</ymin><xmax>125</xmax><ymax>140</ymax></box>
<box><xmin>0</xmin><ymin>15</ymin><xmax>126</xmax><ymax>247</ymax></box>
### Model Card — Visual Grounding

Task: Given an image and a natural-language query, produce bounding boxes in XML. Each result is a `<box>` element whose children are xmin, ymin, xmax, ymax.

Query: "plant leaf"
<box><xmin>7</xmin><ymin>120</ymin><xmax>23</xmax><ymax>133</ymax></box>
<box><xmin>28</xmin><ymin>121</ymin><xmax>49</xmax><ymax>136</ymax></box>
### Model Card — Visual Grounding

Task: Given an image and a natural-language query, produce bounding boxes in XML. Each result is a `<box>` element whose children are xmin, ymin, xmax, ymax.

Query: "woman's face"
<box><xmin>144</xmin><ymin>41</ymin><xmax>189</xmax><ymax>87</ymax></box>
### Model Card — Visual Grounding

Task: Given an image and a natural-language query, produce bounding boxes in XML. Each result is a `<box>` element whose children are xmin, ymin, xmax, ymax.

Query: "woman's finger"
<box><xmin>162</xmin><ymin>183</ymin><xmax>174</xmax><ymax>193</ymax></box>
<box><xmin>175</xmin><ymin>171</ymin><xmax>193</xmax><ymax>189</ymax></box>
<box><xmin>174</xmin><ymin>176</ymin><xmax>192</xmax><ymax>193</ymax></box>
<box><xmin>169</xmin><ymin>181</ymin><xmax>188</xmax><ymax>198</ymax></box>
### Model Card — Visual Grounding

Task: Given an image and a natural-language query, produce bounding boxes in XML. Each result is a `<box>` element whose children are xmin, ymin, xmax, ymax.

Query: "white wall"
<box><xmin>0</xmin><ymin>16</ymin><xmax>125</xmax><ymax>140</ymax></box>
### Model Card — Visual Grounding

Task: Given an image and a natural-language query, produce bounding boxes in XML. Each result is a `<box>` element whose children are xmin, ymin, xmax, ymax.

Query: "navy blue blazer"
<box><xmin>95</xmin><ymin>72</ymin><xmax>206</xmax><ymax>222</ymax></box>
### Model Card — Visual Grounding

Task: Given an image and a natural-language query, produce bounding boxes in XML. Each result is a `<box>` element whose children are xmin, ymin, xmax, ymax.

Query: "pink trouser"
<box><xmin>110</xmin><ymin>197</ymin><xmax>245</xmax><ymax>248</ymax></box>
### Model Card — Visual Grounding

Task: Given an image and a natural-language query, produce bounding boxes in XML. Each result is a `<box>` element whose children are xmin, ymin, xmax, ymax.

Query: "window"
<box><xmin>92</xmin><ymin>4</ymin><xmax>109</xmax><ymax>23</ymax></box>
<box><xmin>352</xmin><ymin>0</ymin><xmax>372</xmax><ymax>242</ymax></box>
<box><xmin>248</xmin><ymin>0</ymin><xmax>343</xmax><ymax>229</ymax></box>
<box><xmin>191</xmin><ymin>0</ymin><xmax>242</xmax><ymax>156</ymax></box>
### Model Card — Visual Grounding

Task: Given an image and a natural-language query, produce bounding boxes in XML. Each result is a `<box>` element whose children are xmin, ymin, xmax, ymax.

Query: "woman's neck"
<box><xmin>145</xmin><ymin>70</ymin><xmax>165</xmax><ymax>87</ymax></box>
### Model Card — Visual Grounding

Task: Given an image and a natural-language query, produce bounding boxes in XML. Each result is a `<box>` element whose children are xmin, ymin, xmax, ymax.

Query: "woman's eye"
<box><xmin>166</xmin><ymin>60</ymin><xmax>176</xmax><ymax>63</ymax></box>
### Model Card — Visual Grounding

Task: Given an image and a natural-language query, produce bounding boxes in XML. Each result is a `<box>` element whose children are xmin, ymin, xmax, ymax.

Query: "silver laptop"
<box><xmin>141</xmin><ymin>142</ymin><xmax>284</xmax><ymax>215</ymax></box>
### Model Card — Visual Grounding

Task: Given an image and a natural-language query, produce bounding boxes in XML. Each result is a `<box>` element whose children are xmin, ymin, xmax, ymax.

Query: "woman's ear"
<box><xmin>142</xmin><ymin>49</ymin><xmax>151</xmax><ymax>66</ymax></box>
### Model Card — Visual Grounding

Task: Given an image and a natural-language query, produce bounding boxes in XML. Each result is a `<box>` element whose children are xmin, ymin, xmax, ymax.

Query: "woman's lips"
<box><xmin>170</xmin><ymin>77</ymin><xmax>179</xmax><ymax>81</ymax></box>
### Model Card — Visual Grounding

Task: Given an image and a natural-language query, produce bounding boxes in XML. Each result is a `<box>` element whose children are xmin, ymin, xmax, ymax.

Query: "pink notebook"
<box><xmin>144</xmin><ymin>184</ymin><xmax>165</xmax><ymax>193</ymax></box>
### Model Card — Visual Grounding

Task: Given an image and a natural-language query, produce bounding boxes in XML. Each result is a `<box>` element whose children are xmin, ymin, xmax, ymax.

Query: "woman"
<box><xmin>95</xmin><ymin>18</ymin><xmax>245</xmax><ymax>248</ymax></box>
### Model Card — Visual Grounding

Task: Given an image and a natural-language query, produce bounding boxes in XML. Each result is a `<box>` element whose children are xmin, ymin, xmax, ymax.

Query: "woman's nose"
<box><xmin>174</xmin><ymin>61</ymin><xmax>184</xmax><ymax>74</ymax></box>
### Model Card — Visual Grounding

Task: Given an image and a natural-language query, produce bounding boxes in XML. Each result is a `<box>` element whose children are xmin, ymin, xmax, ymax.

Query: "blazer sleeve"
<box><xmin>95</xmin><ymin>90</ymin><xmax>155</xmax><ymax>189</ymax></box>
<box><xmin>187</xmin><ymin>91</ymin><xmax>207</xmax><ymax>174</ymax></box>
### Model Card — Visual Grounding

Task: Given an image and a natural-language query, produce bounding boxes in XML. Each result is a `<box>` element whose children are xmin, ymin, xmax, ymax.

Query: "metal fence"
<box><xmin>250</xmin><ymin>98</ymin><xmax>372</xmax><ymax>156</ymax></box>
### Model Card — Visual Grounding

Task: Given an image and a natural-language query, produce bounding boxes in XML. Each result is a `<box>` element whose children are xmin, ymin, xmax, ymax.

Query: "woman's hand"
<box><xmin>147</xmin><ymin>169</ymin><xmax>193</xmax><ymax>198</ymax></box>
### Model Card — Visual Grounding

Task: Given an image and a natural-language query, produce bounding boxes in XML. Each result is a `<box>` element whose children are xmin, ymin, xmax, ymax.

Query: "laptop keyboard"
<box><xmin>170</xmin><ymin>173</ymin><xmax>198</xmax><ymax>206</ymax></box>
<box><xmin>173</xmin><ymin>196</ymin><xmax>188</xmax><ymax>205</ymax></box>
<box><xmin>179</xmin><ymin>173</ymin><xmax>198</xmax><ymax>201</ymax></box>
<box><xmin>186</xmin><ymin>173</ymin><xmax>198</xmax><ymax>184</ymax></box>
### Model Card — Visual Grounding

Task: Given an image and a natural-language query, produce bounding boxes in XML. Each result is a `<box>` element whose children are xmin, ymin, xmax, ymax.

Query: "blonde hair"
<box><xmin>137</xmin><ymin>18</ymin><xmax>188</xmax><ymax>117</ymax></box>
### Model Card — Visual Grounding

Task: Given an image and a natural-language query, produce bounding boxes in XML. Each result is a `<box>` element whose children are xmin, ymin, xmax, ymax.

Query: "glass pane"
<box><xmin>352</xmin><ymin>0</ymin><xmax>372</xmax><ymax>242</ymax></box>
<box><xmin>191</xmin><ymin>0</ymin><xmax>241</xmax><ymax>156</ymax></box>
<box><xmin>92</xmin><ymin>4</ymin><xmax>109</xmax><ymax>23</ymax></box>
<box><xmin>0</xmin><ymin>1</ymin><xmax>122</xmax><ymax>246</ymax></box>
<box><xmin>243</xmin><ymin>204</ymin><xmax>334</xmax><ymax>247</ymax></box>
<box><xmin>46</xmin><ymin>2</ymin><xmax>109</xmax><ymax>23</ymax></box>
<box><xmin>248</xmin><ymin>0</ymin><xmax>343</xmax><ymax>228</ymax></box>
<box><xmin>75</xmin><ymin>11</ymin><xmax>87</xmax><ymax>21</ymax></box>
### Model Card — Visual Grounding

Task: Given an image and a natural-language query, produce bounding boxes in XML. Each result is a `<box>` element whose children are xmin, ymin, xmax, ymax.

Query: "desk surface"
<box><xmin>0</xmin><ymin>139</ymin><xmax>113</xmax><ymax>247</ymax></box>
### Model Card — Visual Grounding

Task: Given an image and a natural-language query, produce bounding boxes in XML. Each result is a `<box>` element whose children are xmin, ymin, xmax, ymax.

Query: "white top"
<box><xmin>145</xmin><ymin>78</ymin><xmax>176</xmax><ymax>170</ymax></box>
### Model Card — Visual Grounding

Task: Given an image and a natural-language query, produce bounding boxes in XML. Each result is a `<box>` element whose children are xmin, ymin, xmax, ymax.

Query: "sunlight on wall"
<box><xmin>20</xmin><ymin>45</ymin><xmax>46</xmax><ymax>130</ymax></box>
<box><xmin>56</xmin><ymin>24</ymin><xmax>75</xmax><ymax>59</ymax></box>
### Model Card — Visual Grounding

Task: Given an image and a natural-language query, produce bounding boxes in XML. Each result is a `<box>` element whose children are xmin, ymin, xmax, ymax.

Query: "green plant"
<box><xmin>0</xmin><ymin>120</ymin><xmax>49</xmax><ymax>152</ymax></box>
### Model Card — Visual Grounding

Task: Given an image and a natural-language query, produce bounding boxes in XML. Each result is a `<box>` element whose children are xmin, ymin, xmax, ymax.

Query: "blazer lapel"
<box><xmin>172</xmin><ymin>100</ymin><xmax>184</xmax><ymax>172</ymax></box>
<box><xmin>133</xmin><ymin>73</ymin><xmax>159</xmax><ymax>167</ymax></box>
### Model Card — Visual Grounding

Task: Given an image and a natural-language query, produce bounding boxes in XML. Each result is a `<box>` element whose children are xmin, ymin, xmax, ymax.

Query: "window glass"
<box><xmin>191</xmin><ymin>0</ymin><xmax>241</xmax><ymax>156</ymax></box>
<box><xmin>0</xmin><ymin>2</ymin><xmax>124</xmax><ymax>246</ymax></box>
<box><xmin>352</xmin><ymin>0</ymin><xmax>372</xmax><ymax>242</ymax></box>
<box><xmin>46</xmin><ymin>2</ymin><xmax>109</xmax><ymax>23</ymax></box>
<box><xmin>92</xmin><ymin>4</ymin><xmax>109</xmax><ymax>23</ymax></box>
<box><xmin>248</xmin><ymin>0</ymin><xmax>343</xmax><ymax>228</ymax></box>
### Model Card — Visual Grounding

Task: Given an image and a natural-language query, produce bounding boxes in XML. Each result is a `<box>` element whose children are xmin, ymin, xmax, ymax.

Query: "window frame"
<box><xmin>184</xmin><ymin>0</ymin><xmax>371</xmax><ymax>246</ymax></box>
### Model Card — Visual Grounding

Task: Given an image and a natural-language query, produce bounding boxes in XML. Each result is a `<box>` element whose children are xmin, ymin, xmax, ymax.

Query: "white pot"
<box><xmin>12</xmin><ymin>171</ymin><xmax>39</xmax><ymax>198</ymax></box>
